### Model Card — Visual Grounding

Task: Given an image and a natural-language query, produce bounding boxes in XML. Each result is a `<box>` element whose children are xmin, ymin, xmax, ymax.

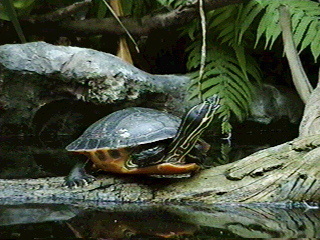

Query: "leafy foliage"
<box><xmin>184</xmin><ymin>4</ymin><xmax>262</xmax><ymax>133</ymax></box>
<box><xmin>183</xmin><ymin>0</ymin><xmax>319</xmax><ymax>133</ymax></box>
<box><xmin>240</xmin><ymin>0</ymin><xmax>320</xmax><ymax>60</ymax></box>
<box><xmin>188</xmin><ymin>46</ymin><xmax>255</xmax><ymax>117</ymax></box>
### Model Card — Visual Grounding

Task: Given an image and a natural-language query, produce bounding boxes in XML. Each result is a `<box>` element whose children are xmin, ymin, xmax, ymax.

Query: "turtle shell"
<box><xmin>66</xmin><ymin>107</ymin><xmax>181</xmax><ymax>152</ymax></box>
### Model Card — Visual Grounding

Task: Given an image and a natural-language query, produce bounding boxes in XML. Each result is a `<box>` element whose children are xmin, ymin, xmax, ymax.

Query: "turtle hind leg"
<box><xmin>64</xmin><ymin>160</ymin><xmax>96</xmax><ymax>188</ymax></box>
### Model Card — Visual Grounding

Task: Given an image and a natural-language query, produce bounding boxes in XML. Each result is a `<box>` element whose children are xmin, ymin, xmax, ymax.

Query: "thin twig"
<box><xmin>198</xmin><ymin>0</ymin><xmax>206</xmax><ymax>101</ymax></box>
<box><xmin>102</xmin><ymin>0</ymin><xmax>140</xmax><ymax>53</ymax></box>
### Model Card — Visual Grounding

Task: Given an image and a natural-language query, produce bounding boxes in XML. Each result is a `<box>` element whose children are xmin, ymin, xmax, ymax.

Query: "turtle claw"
<box><xmin>64</xmin><ymin>174</ymin><xmax>96</xmax><ymax>188</ymax></box>
<box><xmin>64</xmin><ymin>161</ymin><xmax>96</xmax><ymax>188</ymax></box>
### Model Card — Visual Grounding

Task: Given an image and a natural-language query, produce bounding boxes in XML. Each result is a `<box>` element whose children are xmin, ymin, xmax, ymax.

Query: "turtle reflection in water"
<box><xmin>65</xmin><ymin>95</ymin><xmax>220</xmax><ymax>187</ymax></box>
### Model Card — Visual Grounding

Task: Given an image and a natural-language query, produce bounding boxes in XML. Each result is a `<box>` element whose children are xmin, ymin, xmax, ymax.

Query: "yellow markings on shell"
<box><xmin>118</xmin><ymin>128</ymin><xmax>130</xmax><ymax>138</ymax></box>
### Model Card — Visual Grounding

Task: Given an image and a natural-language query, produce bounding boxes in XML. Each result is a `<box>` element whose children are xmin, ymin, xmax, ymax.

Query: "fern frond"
<box><xmin>245</xmin><ymin>54</ymin><xmax>263</xmax><ymax>83</ymax></box>
<box><xmin>299</xmin><ymin>20</ymin><xmax>318</xmax><ymax>54</ymax></box>
<box><xmin>285</xmin><ymin>0</ymin><xmax>320</xmax><ymax>60</ymax></box>
<box><xmin>293</xmin><ymin>16</ymin><xmax>313</xmax><ymax>49</ymax></box>
<box><xmin>252</xmin><ymin>0</ymin><xmax>320</xmax><ymax>61</ymax></box>
<box><xmin>183</xmin><ymin>1</ymin><xmax>263</xmax><ymax>130</ymax></box>
<box><xmin>254</xmin><ymin>2</ymin><xmax>281</xmax><ymax>49</ymax></box>
<box><xmin>180</xmin><ymin>19</ymin><xmax>199</xmax><ymax>40</ymax></box>
<box><xmin>291</xmin><ymin>10</ymin><xmax>304</xmax><ymax>30</ymax></box>
<box><xmin>237</xmin><ymin>1</ymin><xmax>263</xmax><ymax>43</ymax></box>
<box><xmin>207</xmin><ymin>5</ymin><xmax>240</xmax><ymax>45</ymax></box>
<box><xmin>311</xmin><ymin>29</ymin><xmax>320</xmax><ymax>60</ymax></box>
<box><xmin>234</xmin><ymin>46</ymin><xmax>248</xmax><ymax>77</ymax></box>
<box><xmin>220</xmin><ymin>107</ymin><xmax>232</xmax><ymax>134</ymax></box>
<box><xmin>217</xmin><ymin>24</ymin><xmax>235</xmax><ymax>44</ymax></box>
<box><xmin>187</xmin><ymin>45</ymin><xmax>257</xmax><ymax>122</ymax></box>
<box><xmin>207</xmin><ymin>7</ymin><xmax>233</xmax><ymax>28</ymax></box>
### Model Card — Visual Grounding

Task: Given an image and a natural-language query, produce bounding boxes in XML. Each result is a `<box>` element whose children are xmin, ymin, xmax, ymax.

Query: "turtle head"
<box><xmin>165</xmin><ymin>95</ymin><xmax>220</xmax><ymax>163</ymax></box>
<box><xmin>182</xmin><ymin>95</ymin><xmax>220</xmax><ymax>133</ymax></box>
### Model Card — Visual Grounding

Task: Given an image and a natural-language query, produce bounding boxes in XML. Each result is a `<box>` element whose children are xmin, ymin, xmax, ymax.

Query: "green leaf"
<box><xmin>238</xmin><ymin>1</ymin><xmax>263</xmax><ymax>43</ymax></box>
<box><xmin>221</xmin><ymin>120</ymin><xmax>232</xmax><ymax>135</ymax></box>
<box><xmin>223</xmin><ymin>95</ymin><xmax>245</xmax><ymax>120</ymax></box>
<box><xmin>290</xmin><ymin>10</ymin><xmax>304</xmax><ymax>31</ymax></box>
<box><xmin>299</xmin><ymin>20</ymin><xmax>318</xmax><ymax>54</ymax></box>
<box><xmin>246</xmin><ymin>56</ymin><xmax>262</xmax><ymax>82</ymax></box>
<box><xmin>253</xmin><ymin>0</ymin><xmax>320</xmax><ymax>61</ymax></box>
<box><xmin>310</xmin><ymin>29</ymin><xmax>320</xmax><ymax>61</ymax></box>
<box><xmin>1</xmin><ymin>0</ymin><xmax>26</xmax><ymax>42</ymax></box>
<box><xmin>217</xmin><ymin>23</ymin><xmax>234</xmax><ymax>43</ymax></box>
<box><xmin>293</xmin><ymin>16</ymin><xmax>312</xmax><ymax>49</ymax></box>
<box><xmin>208</xmin><ymin>7</ymin><xmax>233</xmax><ymax>28</ymax></box>
<box><xmin>12</xmin><ymin>0</ymin><xmax>35</xmax><ymax>9</ymax></box>
<box><xmin>95</xmin><ymin>1</ymin><xmax>107</xmax><ymax>19</ymax></box>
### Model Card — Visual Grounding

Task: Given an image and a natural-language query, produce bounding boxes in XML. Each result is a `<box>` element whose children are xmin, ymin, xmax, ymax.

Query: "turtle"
<box><xmin>65</xmin><ymin>95</ymin><xmax>220</xmax><ymax>187</ymax></box>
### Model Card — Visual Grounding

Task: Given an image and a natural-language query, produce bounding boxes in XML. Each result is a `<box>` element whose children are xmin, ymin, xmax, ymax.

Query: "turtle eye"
<box><xmin>109</xmin><ymin>149</ymin><xmax>121</xmax><ymax>159</ymax></box>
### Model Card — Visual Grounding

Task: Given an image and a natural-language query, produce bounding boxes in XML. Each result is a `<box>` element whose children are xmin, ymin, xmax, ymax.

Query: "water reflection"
<box><xmin>68</xmin><ymin>207</ymin><xmax>198</xmax><ymax>238</ymax></box>
<box><xmin>0</xmin><ymin>203</ymin><xmax>318</xmax><ymax>238</ymax></box>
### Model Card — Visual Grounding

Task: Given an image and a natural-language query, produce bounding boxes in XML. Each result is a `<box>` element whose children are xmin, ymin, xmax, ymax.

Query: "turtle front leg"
<box><xmin>65</xmin><ymin>159</ymin><xmax>96</xmax><ymax>187</ymax></box>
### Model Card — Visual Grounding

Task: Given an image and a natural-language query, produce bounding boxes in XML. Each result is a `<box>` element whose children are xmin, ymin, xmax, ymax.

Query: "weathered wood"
<box><xmin>299</xmin><ymin>82</ymin><xmax>320</xmax><ymax>136</ymax></box>
<box><xmin>0</xmin><ymin>135</ymin><xmax>319</xmax><ymax>204</ymax></box>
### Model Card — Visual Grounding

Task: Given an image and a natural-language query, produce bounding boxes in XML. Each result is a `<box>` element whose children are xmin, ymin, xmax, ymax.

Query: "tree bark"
<box><xmin>299</xmin><ymin>69</ymin><xmax>320</xmax><ymax>136</ymax></box>
<box><xmin>22</xmin><ymin>0</ymin><xmax>248</xmax><ymax>37</ymax></box>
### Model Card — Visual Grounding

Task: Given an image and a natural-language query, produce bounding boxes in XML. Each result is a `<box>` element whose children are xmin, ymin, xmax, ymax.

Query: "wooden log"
<box><xmin>0</xmin><ymin>134</ymin><xmax>319</xmax><ymax>204</ymax></box>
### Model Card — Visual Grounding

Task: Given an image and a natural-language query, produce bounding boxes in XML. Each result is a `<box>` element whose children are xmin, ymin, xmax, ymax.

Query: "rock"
<box><xmin>249</xmin><ymin>84</ymin><xmax>304</xmax><ymax>124</ymax></box>
<box><xmin>0</xmin><ymin>42</ymin><xmax>304</xmax><ymax>136</ymax></box>
<box><xmin>0</xmin><ymin>42</ymin><xmax>188</xmax><ymax>135</ymax></box>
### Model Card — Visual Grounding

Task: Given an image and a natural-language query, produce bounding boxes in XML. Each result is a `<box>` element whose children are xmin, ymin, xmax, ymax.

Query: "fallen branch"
<box><xmin>22</xmin><ymin>0</ymin><xmax>248</xmax><ymax>36</ymax></box>
<box><xmin>0</xmin><ymin>134</ymin><xmax>319</xmax><ymax>204</ymax></box>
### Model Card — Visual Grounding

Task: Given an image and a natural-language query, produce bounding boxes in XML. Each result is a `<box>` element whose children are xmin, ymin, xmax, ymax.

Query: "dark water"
<box><xmin>1</xmin><ymin>120</ymin><xmax>318</xmax><ymax>238</ymax></box>
<box><xmin>0</xmin><ymin>202</ymin><xmax>319</xmax><ymax>238</ymax></box>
